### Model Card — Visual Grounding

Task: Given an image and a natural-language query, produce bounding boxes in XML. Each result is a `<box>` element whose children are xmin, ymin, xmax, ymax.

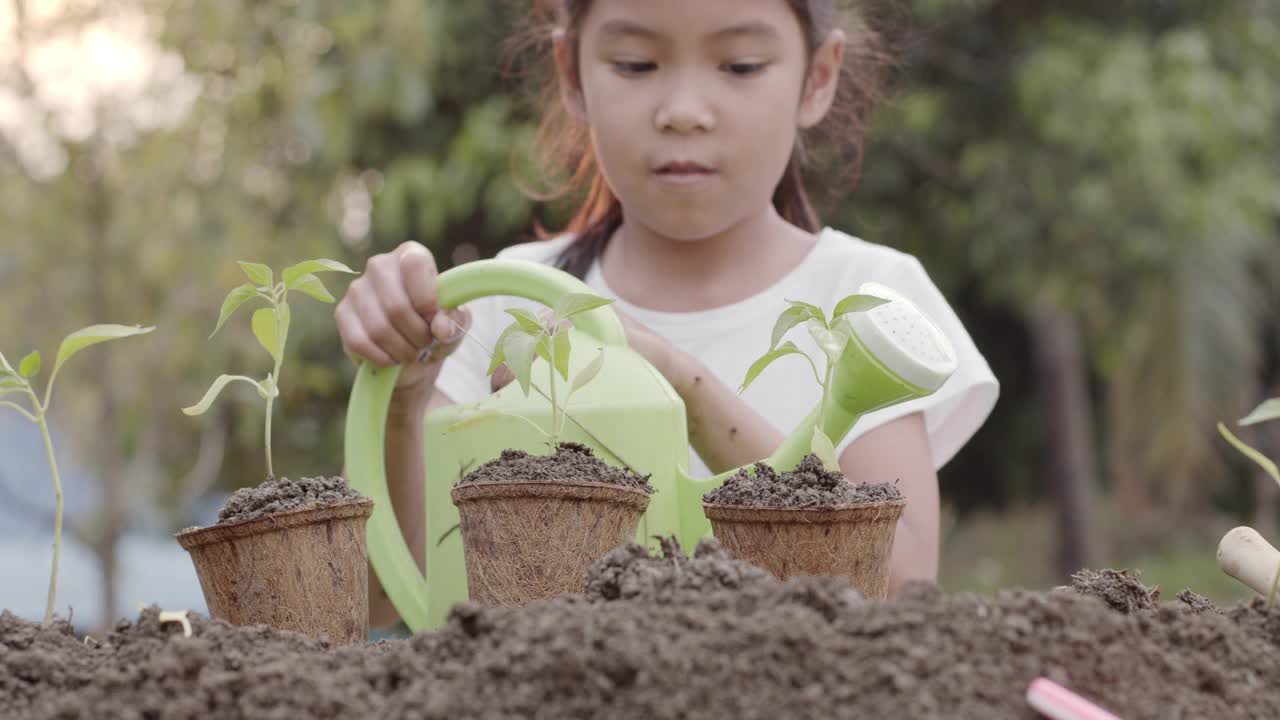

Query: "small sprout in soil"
<box><xmin>452</xmin><ymin>293</ymin><xmax>613</xmax><ymax>447</ymax></box>
<box><xmin>1218</xmin><ymin>396</ymin><xmax>1280</xmax><ymax>605</ymax></box>
<box><xmin>183</xmin><ymin>259</ymin><xmax>355</xmax><ymax>479</ymax></box>
<box><xmin>0</xmin><ymin>324</ymin><xmax>155</xmax><ymax>625</ymax></box>
<box><xmin>158</xmin><ymin>609</ymin><xmax>193</xmax><ymax>638</ymax></box>
<box><xmin>739</xmin><ymin>293</ymin><xmax>890</xmax><ymax>471</ymax></box>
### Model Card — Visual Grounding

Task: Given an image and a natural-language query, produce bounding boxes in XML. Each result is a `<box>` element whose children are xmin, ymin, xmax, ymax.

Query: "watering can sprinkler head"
<box><xmin>759</xmin><ymin>281</ymin><xmax>959</xmax><ymax>474</ymax></box>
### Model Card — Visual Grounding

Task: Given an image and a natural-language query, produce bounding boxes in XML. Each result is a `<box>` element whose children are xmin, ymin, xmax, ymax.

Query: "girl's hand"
<box><xmin>336</xmin><ymin>241</ymin><xmax>471</xmax><ymax>391</ymax></box>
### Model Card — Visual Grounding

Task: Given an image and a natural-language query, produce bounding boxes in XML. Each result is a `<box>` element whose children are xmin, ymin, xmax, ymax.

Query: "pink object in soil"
<box><xmin>1026</xmin><ymin>678</ymin><xmax>1122</xmax><ymax>720</ymax></box>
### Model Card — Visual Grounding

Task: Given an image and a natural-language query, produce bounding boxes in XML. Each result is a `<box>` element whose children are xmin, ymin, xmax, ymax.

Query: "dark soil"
<box><xmin>457</xmin><ymin>442</ymin><xmax>653</xmax><ymax>493</ymax></box>
<box><xmin>1067</xmin><ymin>568</ymin><xmax>1161</xmax><ymax>613</ymax></box>
<box><xmin>215</xmin><ymin>475</ymin><xmax>363</xmax><ymax>525</ymax></box>
<box><xmin>703</xmin><ymin>453</ymin><xmax>904</xmax><ymax>508</ymax></box>
<box><xmin>5</xmin><ymin>540</ymin><xmax>1280</xmax><ymax>719</ymax></box>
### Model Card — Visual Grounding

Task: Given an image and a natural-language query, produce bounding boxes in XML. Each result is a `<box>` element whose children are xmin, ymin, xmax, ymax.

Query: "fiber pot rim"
<box><xmin>703</xmin><ymin>497</ymin><xmax>906</xmax><ymax>524</ymax></box>
<box><xmin>175</xmin><ymin>496</ymin><xmax>374</xmax><ymax>549</ymax></box>
<box><xmin>451</xmin><ymin>479</ymin><xmax>652</xmax><ymax>509</ymax></box>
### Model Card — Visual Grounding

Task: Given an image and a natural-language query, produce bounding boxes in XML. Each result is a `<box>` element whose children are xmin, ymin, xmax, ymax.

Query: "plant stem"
<box><xmin>0</xmin><ymin>399</ymin><xmax>38</xmax><ymax>423</ymax></box>
<box><xmin>818</xmin><ymin>360</ymin><xmax>834</xmax><ymax>436</ymax></box>
<box><xmin>35</xmin><ymin>411</ymin><xmax>62</xmax><ymax>626</ymax></box>
<box><xmin>548</xmin><ymin>344</ymin><xmax>559</xmax><ymax>444</ymax></box>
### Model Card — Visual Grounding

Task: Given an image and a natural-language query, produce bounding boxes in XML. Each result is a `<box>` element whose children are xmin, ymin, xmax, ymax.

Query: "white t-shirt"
<box><xmin>434</xmin><ymin>227</ymin><xmax>999</xmax><ymax>479</ymax></box>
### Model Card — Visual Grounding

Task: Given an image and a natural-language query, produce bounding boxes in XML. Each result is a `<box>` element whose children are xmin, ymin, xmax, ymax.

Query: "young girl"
<box><xmin>336</xmin><ymin>0</ymin><xmax>998</xmax><ymax>628</ymax></box>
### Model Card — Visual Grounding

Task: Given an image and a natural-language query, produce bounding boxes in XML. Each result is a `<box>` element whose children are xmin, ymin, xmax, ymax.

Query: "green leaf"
<box><xmin>258</xmin><ymin>373</ymin><xmax>279</xmax><ymax>399</ymax></box>
<box><xmin>832</xmin><ymin>293</ymin><xmax>891</xmax><ymax>319</ymax></box>
<box><xmin>212</xmin><ymin>284</ymin><xmax>259</xmax><ymax>337</ymax></box>
<box><xmin>772</xmin><ymin>301</ymin><xmax>826</xmax><ymax>349</ymax></box>
<box><xmin>486</xmin><ymin>325</ymin><xmax>523</xmax><ymax>376</ymax></box>
<box><xmin>54</xmin><ymin>324</ymin><xmax>154</xmax><ymax>377</ymax></box>
<box><xmin>534</xmin><ymin>335</ymin><xmax>553</xmax><ymax>364</ymax></box>
<box><xmin>282</xmin><ymin>258</ymin><xmax>355</xmax><ymax>287</ymax></box>
<box><xmin>252</xmin><ymin>307</ymin><xmax>287</xmax><ymax>363</ymax></box>
<box><xmin>739</xmin><ymin>342</ymin><xmax>807</xmax><ymax>393</ymax></box>
<box><xmin>502</xmin><ymin>331</ymin><xmax>538</xmax><ymax>395</ymax></box>
<box><xmin>811</xmin><ymin>426</ymin><xmax>840</xmax><ymax>472</ymax></box>
<box><xmin>238</xmin><ymin>261</ymin><xmax>274</xmax><ymax>287</ymax></box>
<box><xmin>1220</xmin><ymin>422</ymin><xmax>1280</xmax><ymax>488</ymax></box>
<box><xmin>1240</xmin><ymin>399</ymin><xmax>1280</xmax><ymax>427</ymax></box>
<box><xmin>570</xmin><ymin>350</ymin><xmax>605</xmax><ymax>394</ymax></box>
<box><xmin>183</xmin><ymin>375</ymin><xmax>264</xmax><ymax>415</ymax></box>
<box><xmin>552</xmin><ymin>293</ymin><xmax>614</xmax><ymax>320</ymax></box>
<box><xmin>808</xmin><ymin>322</ymin><xmax>847</xmax><ymax>363</ymax></box>
<box><xmin>19</xmin><ymin>351</ymin><xmax>41</xmax><ymax>378</ymax></box>
<box><xmin>552</xmin><ymin>326</ymin><xmax>571</xmax><ymax>381</ymax></box>
<box><xmin>289</xmin><ymin>274</ymin><xmax>335</xmax><ymax>303</ymax></box>
<box><xmin>504</xmin><ymin>308</ymin><xmax>545</xmax><ymax>335</ymax></box>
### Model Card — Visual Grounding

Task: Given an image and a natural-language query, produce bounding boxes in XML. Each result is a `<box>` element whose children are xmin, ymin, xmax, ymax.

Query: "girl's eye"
<box><xmin>724</xmin><ymin>62</ymin><xmax>768</xmax><ymax>77</ymax></box>
<box><xmin>613</xmin><ymin>60</ymin><xmax>657</xmax><ymax>75</ymax></box>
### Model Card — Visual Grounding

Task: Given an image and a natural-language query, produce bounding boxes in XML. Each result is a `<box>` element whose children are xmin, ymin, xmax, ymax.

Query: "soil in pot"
<box><xmin>176</xmin><ymin>475</ymin><xmax>373</xmax><ymax>645</ymax></box>
<box><xmin>6</xmin><ymin>542</ymin><xmax>1280</xmax><ymax>719</ymax></box>
<box><xmin>451</xmin><ymin>442</ymin><xmax>653</xmax><ymax>607</ymax></box>
<box><xmin>703</xmin><ymin>454</ymin><xmax>906</xmax><ymax>598</ymax></box>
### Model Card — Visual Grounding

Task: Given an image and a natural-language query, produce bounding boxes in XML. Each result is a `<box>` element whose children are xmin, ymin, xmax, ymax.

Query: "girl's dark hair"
<box><xmin>505</xmin><ymin>1</ymin><xmax>895</xmax><ymax>279</ymax></box>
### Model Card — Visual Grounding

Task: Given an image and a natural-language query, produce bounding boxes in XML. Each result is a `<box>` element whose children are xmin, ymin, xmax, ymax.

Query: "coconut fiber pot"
<box><xmin>176</xmin><ymin>497</ymin><xmax>374</xmax><ymax>645</ymax></box>
<box><xmin>451</xmin><ymin>480</ymin><xmax>650</xmax><ymax>607</ymax></box>
<box><xmin>703</xmin><ymin>499</ymin><xmax>906</xmax><ymax>599</ymax></box>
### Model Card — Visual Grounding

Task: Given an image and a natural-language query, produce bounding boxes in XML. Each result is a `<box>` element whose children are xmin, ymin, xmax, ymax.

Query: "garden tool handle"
<box><xmin>1217</xmin><ymin>526</ymin><xmax>1280</xmax><ymax>598</ymax></box>
<box><xmin>345</xmin><ymin>258</ymin><xmax>627</xmax><ymax>630</ymax></box>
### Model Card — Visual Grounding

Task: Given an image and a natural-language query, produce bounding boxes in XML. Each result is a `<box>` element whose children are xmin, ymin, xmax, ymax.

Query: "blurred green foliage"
<box><xmin>0</xmin><ymin>0</ymin><xmax>1277</xmax><ymax>541</ymax></box>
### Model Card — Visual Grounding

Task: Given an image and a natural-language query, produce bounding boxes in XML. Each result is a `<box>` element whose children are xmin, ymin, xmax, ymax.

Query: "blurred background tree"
<box><xmin>1</xmin><ymin>0</ymin><xmax>1277</xmax><ymax>625</ymax></box>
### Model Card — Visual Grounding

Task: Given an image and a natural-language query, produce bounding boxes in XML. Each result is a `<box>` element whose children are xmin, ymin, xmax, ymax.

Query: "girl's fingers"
<box><xmin>367</xmin><ymin>255</ymin><xmax>430</xmax><ymax>348</ymax></box>
<box><xmin>398</xmin><ymin>243</ymin><xmax>441</xmax><ymax>320</ymax></box>
<box><xmin>351</xmin><ymin>282</ymin><xmax>418</xmax><ymax>364</ymax></box>
<box><xmin>335</xmin><ymin>298</ymin><xmax>395</xmax><ymax>368</ymax></box>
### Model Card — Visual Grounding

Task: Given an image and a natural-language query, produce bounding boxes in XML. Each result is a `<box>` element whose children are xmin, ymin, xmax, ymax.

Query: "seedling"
<box><xmin>452</xmin><ymin>293</ymin><xmax>613</xmax><ymax>448</ymax></box>
<box><xmin>1218</xmin><ymin>396</ymin><xmax>1280</xmax><ymax>604</ymax></box>
<box><xmin>0</xmin><ymin>324</ymin><xmax>155</xmax><ymax>624</ymax></box>
<box><xmin>184</xmin><ymin>259</ymin><xmax>355</xmax><ymax>478</ymax></box>
<box><xmin>739</xmin><ymin>293</ymin><xmax>890</xmax><ymax>471</ymax></box>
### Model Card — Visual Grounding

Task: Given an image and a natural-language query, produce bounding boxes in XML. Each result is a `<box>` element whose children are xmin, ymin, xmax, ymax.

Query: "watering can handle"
<box><xmin>344</xmin><ymin>259</ymin><xmax>627</xmax><ymax>630</ymax></box>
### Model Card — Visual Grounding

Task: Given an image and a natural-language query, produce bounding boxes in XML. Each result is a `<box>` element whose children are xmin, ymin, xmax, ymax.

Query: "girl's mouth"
<box><xmin>654</xmin><ymin>161</ymin><xmax>717</xmax><ymax>186</ymax></box>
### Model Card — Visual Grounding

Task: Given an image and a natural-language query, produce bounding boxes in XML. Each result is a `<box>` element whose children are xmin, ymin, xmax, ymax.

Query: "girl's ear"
<box><xmin>553</xmin><ymin>28</ymin><xmax>588</xmax><ymax>120</ymax></box>
<box><xmin>798</xmin><ymin>29</ymin><xmax>845</xmax><ymax>129</ymax></box>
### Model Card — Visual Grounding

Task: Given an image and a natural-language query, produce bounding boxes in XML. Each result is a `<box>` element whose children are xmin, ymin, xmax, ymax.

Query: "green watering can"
<box><xmin>345</xmin><ymin>259</ymin><xmax>958</xmax><ymax>631</ymax></box>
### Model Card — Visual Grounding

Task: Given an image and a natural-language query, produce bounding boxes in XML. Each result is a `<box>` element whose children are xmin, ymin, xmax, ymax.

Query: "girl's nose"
<box><xmin>654</xmin><ymin>77</ymin><xmax>715</xmax><ymax>134</ymax></box>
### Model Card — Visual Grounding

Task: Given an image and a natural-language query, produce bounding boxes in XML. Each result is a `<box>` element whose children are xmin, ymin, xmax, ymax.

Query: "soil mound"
<box><xmin>703</xmin><ymin>454</ymin><xmax>902</xmax><ymax>508</ymax></box>
<box><xmin>457</xmin><ymin>442</ymin><xmax>653</xmax><ymax>493</ymax></box>
<box><xmin>215</xmin><ymin>475</ymin><xmax>362</xmax><ymax>524</ymax></box>
<box><xmin>5</xmin><ymin>546</ymin><xmax>1280</xmax><ymax>719</ymax></box>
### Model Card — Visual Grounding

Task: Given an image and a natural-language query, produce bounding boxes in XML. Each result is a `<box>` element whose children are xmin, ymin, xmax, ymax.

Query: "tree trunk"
<box><xmin>85</xmin><ymin>146</ymin><xmax>126</xmax><ymax>630</ymax></box>
<box><xmin>1028</xmin><ymin>302</ymin><xmax>1103</xmax><ymax>579</ymax></box>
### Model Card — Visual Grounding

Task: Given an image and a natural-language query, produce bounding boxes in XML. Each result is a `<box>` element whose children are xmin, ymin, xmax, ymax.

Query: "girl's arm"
<box><xmin>836</xmin><ymin>412</ymin><xmax>940</xmax><ymax>594</ymax></box>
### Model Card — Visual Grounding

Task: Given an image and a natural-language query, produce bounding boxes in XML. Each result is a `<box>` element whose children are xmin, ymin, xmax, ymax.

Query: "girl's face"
<box><xmin>559</xmin><ymin>0</ymin><xmax>843</xmax><ymax>241</ymax></box>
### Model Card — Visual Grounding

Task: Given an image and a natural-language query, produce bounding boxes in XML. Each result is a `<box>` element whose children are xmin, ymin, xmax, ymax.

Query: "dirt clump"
<box><xmin>214</xmin><ymin>475</ymin><xmax>363</xmax><ymax>525</ymax></box>
<box><xmin>584</xmin><ymin>536</ymin><xmax>780</xmax><ymax>602</ymax></box>
<box><xmin>703</xmin><ymin>454</ymin><xmax>902</xmax><ymax>508</ymax></box>
<box><xmin>5</xmin><ymin>546</ymin><xmax>1280</xmax><ymax>719</ymax></box>
<box><xmin>1067</xmin><ymin>568</ymin><xmax>1161</xmax><ymax>613</ymax></box>
<box><xmin>457</xmin><ymin>442</ymin><xmax>653</xmax><ymax>493</ymax></box>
